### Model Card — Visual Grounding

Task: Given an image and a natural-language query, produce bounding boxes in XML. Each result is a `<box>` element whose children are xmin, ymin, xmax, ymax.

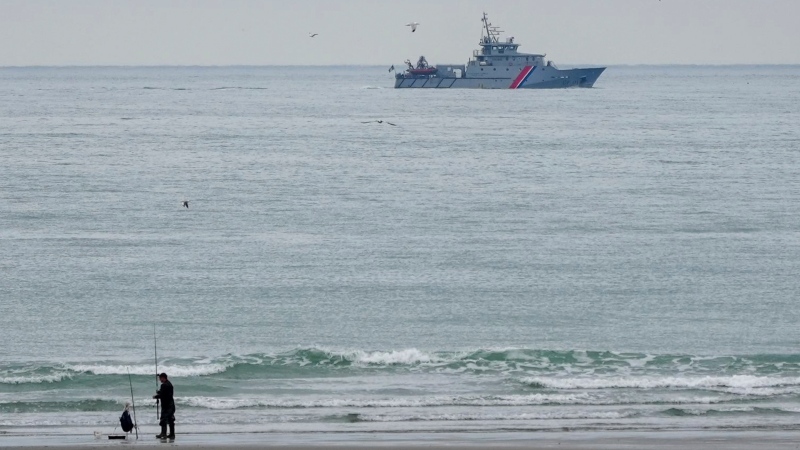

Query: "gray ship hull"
<box><xmin>395</xmin><ymin>66</ymin><xmax>605</xmax><ymax>89</ymax></box>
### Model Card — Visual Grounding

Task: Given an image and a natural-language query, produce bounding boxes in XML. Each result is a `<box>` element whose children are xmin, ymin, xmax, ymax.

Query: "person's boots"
<box><xmin>167</xmin><ymin>423</ymin><xmax>175</xmax><ymax>439</ymax></box>
<box><xmin>155</xmin><ymin>424</ymin><xmax>167</xmax><ymax>439</ymax></box>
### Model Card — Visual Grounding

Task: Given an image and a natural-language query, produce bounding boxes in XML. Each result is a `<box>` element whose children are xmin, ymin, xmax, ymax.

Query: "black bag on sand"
<box><xmin>120</xmin><ymin>409</ymin><xmax>134</xmax><ymax>432</ymax></box>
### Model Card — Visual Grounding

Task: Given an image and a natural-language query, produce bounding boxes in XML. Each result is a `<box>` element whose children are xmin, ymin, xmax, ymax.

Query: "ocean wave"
<box><xmin>345</xmin><ymin>348</ymin><xmax>443</xmax><ymax>365</ymax></box>
<box><xmin>175</xmin><ymin>393</ymin><xmax>748</xmax><ymax>410</ymax></box>
<box><xmin>248</xmin><ymin>348</ymin><xmax>800</xmax><ymax>374</ymax></box>
<box><xmin>344</xmin><ymin>410</ymin><xmax>640</xmax><ymax>422</ymax></box>
<box><xmin>0</xmin><ymin>360</ymin><xmax>233</xmax><ymax>385</ymax></box>
<box><xmin>179</xmin><ymin>393</ymin><xmax>593</xmax><ymax>409</ymax></box>
<box><xmin>520</xmin><ymin>375</ymin><xmax>800</xmax><ymax>391</ymax></box>
<box><xmin>176</xmin><ymin>393</ymin><xmax>792</xmax><ymax>410</ymax></box>
<box><xmin>4</xmin><ymin>348</ymin><xmax>800</xmax><ymax>385</ymax></box>
<box><xmin>0</xmin><ymin>372</ymin><xmax>72</xmax><ymax>384</ymax></box>
<box><xmin>64</xmin><ymin>362</ymin><xmax>230</xmax><ymax>377</ymax></box>
<box><xmin>661</xmin><ymin>406</ymin><xmax>798</xmax><ymax>417</ymax></box>
<box><xmin>0</xmin><ymin>392</ymin><xmax>743</xmax><ymax>415</ymax></box>
<box><xmin>231</xmin><ymin>347</ymin><xmax>446</xmax><ymax>367</ymax></box>
<box><xmin>0</xmin><ymin>399</ymin><xmax>122</xmax><ymax>414</ymax></box>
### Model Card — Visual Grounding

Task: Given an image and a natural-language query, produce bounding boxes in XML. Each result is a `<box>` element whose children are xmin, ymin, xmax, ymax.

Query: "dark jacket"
<box><xmin>155</xmin><ymin>380</ymin><xmax>175</xmax><ymax>409</ymax></box>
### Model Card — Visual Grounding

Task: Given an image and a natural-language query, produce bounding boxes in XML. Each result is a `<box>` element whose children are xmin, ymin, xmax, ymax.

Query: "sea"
<box><xmin>1</xmin><ymin>65</ymin><xmax>800</xmax><ymax>444</ymax></box>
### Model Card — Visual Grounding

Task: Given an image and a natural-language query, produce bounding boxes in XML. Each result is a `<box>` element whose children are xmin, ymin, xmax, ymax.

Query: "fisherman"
<box><xmin>153</xmin><ymin>372</ymin><xmax>175</xmax><ymax>439</ymax></box>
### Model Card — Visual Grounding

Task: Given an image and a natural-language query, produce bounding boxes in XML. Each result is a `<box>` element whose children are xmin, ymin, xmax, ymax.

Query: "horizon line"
<box><xmin>2</xmin><ymin>63</ymin><xmax>800</xmax><ymax>69</ymax></box>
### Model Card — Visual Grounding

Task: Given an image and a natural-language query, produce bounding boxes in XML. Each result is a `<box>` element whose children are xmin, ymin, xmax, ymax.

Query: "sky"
<box><xmin>0</xmin><ymin>0</ymin><xmax>798</xmax><ymax>66</ymax></box>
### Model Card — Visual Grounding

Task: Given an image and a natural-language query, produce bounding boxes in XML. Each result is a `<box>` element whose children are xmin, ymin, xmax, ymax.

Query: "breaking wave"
<box><xmin>178</xmin><ymin>393</ymin><xmax>594</xmax><ymax>409</ymax></box>
<box><xmin>4</xmin><ymin>347</ymin><xmax>800</xmax><ymax>387</ymax></box>
<box><xmin>520</xmin><ymin>375</ymin><xmax>800</xmax><ymax>391</ymax></box>
<box><xmin>0</xmin><ymin>399</ymin><xmax>122</xmax><ymax>414</ymax></box>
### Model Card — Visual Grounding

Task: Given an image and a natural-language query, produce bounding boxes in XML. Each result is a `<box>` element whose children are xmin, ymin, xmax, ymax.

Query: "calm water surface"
<box><xmin>1</xmin><ymin>65</ymin><xmax>800</xmax><ymax>439</ymax></box>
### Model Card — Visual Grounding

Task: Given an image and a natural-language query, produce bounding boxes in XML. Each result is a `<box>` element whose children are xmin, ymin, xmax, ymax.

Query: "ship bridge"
<box><xmin>474</xmin><ymin>39</ymin><xmax>544</xmax><ymax>59</ymax></box>
<box><xmin>467</xmin><ymin>13</ymin><xmax>546</xmax><ymax>77</ymax></box>
<box><xmin>479</xmin><ymin>37</ymin><xmax>519</xmax><ymax>55</ymax></box>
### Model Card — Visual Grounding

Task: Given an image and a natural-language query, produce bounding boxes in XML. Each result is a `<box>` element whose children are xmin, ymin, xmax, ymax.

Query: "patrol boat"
<box><xmin>394</xmin><ymin>13</ymin><xmax>605</xmax><ymax>89</ymax></box>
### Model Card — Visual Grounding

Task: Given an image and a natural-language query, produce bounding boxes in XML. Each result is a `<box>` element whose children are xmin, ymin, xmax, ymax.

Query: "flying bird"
<box><xmin>182</xmin><ymin>200</ymin><xmax>189</xmax><ymax>208</ymax></box>
<box><xmin>309</xmin><ymin>33</ymin><xmax>319</xmax><ymax>38</ymax></box>
<box><xmin>405</xmin><ymin>22</ymin><xmax>419</xmax><ymax>32</ymax></box>
<box><xmin>362</xmin><ymin>120</ymin><xmax>397</xmax><ymax>126</ymax></box>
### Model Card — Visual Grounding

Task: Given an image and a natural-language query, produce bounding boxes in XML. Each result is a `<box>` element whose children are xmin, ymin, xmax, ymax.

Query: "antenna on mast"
<box><xmin>480</xmin><ymin>12</ymin><xmax>502</xmax><ymax>44</ymax></box>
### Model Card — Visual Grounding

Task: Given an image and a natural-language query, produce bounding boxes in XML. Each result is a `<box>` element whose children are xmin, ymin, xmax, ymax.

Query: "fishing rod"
<box><xmin>154</xmin><ymin>324</ymin><xmax>159</xmax><ymax>421</ymax></box>
<box><xmin>127</xmin><ymin>367</ymin><xmax>139</xmax><ymax>440</ymax></box>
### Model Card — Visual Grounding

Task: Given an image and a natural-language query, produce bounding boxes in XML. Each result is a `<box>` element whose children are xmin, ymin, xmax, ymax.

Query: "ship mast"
<box><xmin>481</xmin><ymin>12</ymin><xmax>502</xmax><ymax>44</ymax></box>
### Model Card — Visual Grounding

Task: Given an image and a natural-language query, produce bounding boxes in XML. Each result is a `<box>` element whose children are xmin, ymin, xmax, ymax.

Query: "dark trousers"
<box><xmin>159</xmin><ymin>405</ymin><xmax>176</xmax><ymax>427</ymax></box>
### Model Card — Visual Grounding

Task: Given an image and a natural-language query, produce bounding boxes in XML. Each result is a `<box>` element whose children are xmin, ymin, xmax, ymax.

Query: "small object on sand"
<box><xmin>108</xmin><ymin>434</ymin><xmax>127</xmax><ymax>440</ymax></box>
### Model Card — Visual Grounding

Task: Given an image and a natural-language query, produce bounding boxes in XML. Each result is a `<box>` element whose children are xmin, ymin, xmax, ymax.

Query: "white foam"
<box><xmin>0</xmin><ymin>373</ymin><xmax>71</xmax><ymax>384</ymax></box>
<box><xmin>714</xmin><ymin>385</ymin><xmax>800</xmax><ymax>397</ymax></box>
<box><xmin>520</xmin><ymin>375</ymin><xmax>800</xmax><ymax>390</ymax></box>
<box><xmin>668</xmin><ymin>406</ymin><xmax>758</xmax><ymax>416</ymax></box>
<box><xmin>625</xmin><ymin>354</ymin><xmax>657</xmax><ymax>368</ymax></box>
<box><xmin>64</xmin><ymin>362</ymin><xmax>230</xmax><ymax>377</ymax></box>
<box><xmin>178</xmin><ymin>393</ymin><xmax>592</xmax><ymax>409</ymax></box>
<box><xmin>349</xmin><ymin>348</ymin><xmax>442</xmax><ymax>365</ymax></box>
<box><xmin>2</xmin><ymin>362</ymin><xmax>231</xmax><ymax>384</ymax></box>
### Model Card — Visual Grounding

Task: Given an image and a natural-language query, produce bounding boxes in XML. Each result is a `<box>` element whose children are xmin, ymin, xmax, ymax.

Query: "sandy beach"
<box><xmin>3</xmin><ymin>430</ymin><xmax>800</xmax><ymax>449</ymax></box>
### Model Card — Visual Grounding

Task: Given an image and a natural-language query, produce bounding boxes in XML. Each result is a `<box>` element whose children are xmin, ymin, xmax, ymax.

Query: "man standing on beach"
<box><xmin>153</xmin><ymin>372</ymin><xmax>176</xmax><ymax>439</ymax></box>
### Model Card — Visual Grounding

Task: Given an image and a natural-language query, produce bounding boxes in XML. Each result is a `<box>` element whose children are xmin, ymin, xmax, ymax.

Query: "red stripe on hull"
<box><xmin>509</xmin><ymin>66</ymin><xmax>533</xmax><ymax>89</ymax></box>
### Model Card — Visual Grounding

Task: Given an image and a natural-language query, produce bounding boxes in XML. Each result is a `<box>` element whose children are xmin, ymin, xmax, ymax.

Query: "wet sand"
<box><xmin>3</xmin><ymin>430</ymin><xmax>800</xmax><ymax>449</ymax></box>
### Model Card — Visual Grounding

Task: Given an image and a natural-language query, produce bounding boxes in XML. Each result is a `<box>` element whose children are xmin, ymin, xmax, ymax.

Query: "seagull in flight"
<box><xmin>362</xmin><ymin>120</ymin><xmax>397</xmax><ymax>126</ymax></box>
<box><xmin>309</xmin><ymin>32</ymin><xmax>319</xmax><ymax>38</ymax></box>
<box><xmin>182</xmin><ymin>200</ymin><xmax>189</xmax><ymax>208</ymax></box>
<box><xmin>405</xmin><ymin>22</ymin><xmax>419</xmax><ymax>32</ymax></box>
